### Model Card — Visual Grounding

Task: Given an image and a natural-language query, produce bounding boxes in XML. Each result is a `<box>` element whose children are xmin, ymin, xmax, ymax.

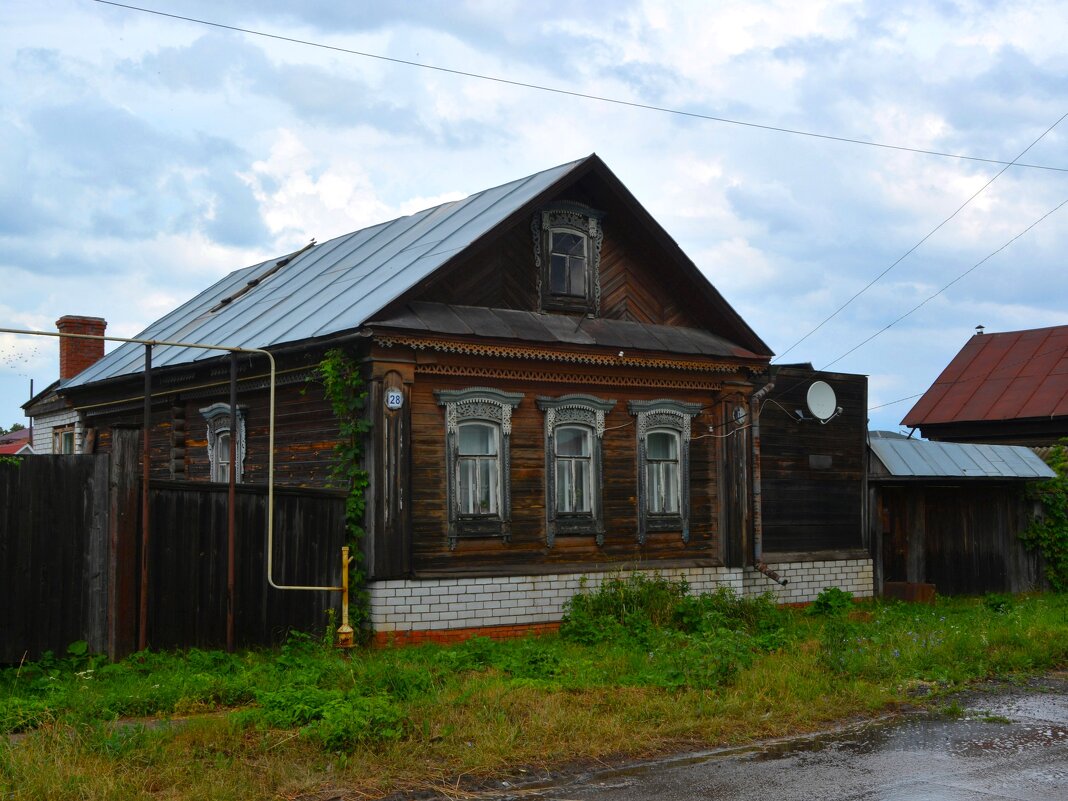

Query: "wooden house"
<box><xmin>903</xmin><ymin>325</ymin><xmax>1068</xmax><ymax>446</ymax></box>
<box><xmin>868</xmin><ymin>432</ymin><xmax>1054</xmax><ymax>595</ymax></box>
<box><xmin>30</xmin><ymin>156</ymin><xmax>875</xmax><ymax>641</ymax></box>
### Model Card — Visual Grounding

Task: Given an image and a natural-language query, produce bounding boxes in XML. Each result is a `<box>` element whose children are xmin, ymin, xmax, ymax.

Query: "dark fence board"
<box><xmin>0</xmin><ymin>455</ymin><xmax>109</xmax><ymax>663</ymax></box>
<box><xmin>146</xmin><ymin>481</ymin><xmax>347</xmax><ymax>649</ymax></box>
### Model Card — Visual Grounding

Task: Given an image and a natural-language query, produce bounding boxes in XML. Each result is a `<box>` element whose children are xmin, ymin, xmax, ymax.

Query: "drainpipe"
<box><xmin>751</xmin><ymin>378</ymin><xmax>788</xmax><ymax>587</ymax></box>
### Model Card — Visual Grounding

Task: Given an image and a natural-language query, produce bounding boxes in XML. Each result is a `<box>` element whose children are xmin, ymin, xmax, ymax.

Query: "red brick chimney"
<box><xmin>56</xmin><ymin>315</ymin><xmax>107</xmax><ymax>380</ymax></box>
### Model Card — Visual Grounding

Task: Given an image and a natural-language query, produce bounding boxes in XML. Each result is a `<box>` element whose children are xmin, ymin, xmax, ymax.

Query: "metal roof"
<box><xmin>902</xmin><ymin>325</ymin><xmax>1068</xmax><ymax>427</ymax></box>
<box><xmin>67</xmin><ymin>157</ymin><xmax>589</xmax><ymax>388</ymax></box>
<box><xmin>369</xmin><ymin>302</ymin><xmax>762</xmax><ymax>359</ymax></box>
<box><xmin>869</xmin><ymin>436</ymin><xmax>1054</xmax><ymax>481</ymax></box>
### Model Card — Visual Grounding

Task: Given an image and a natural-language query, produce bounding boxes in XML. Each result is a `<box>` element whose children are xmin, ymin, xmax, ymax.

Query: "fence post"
<box><xmin>108</xmin><ymin>426</ymin><xmax>140</xmax><ymax>660</ymax></box>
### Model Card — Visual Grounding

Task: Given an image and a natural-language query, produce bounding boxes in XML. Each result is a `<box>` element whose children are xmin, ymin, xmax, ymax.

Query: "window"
<box><xmin>436</xmin><ymin>388</ymin><xmax>524</xmax><ymax>548</ymax></box>
<box><xmin>53</xmin><ymin>425</ymin><xmax>75</xmax><ymax>454</ymax></box>
<box><xmin>537</xmin><ymin>394</ymin><xmax>616</xmax><ymax>546</ymax></box>
<box><xmin>457</xmin><ymin>422</ymin><xmax>500</xmax><ymax>516</ymax></box>
<box><xmin>629</xmin><ymin>400</ymin><xmax>702</xmax><ymax>544</ymax></box>
<box><xmin>532</xmin><ymin>203</ymin><xmax>605</xmax><ymax>313</ymax></box>
<box><xmin>199</xmin><ymin>403</ymin><xmax>247</xmax><ymax>484</ymax></box>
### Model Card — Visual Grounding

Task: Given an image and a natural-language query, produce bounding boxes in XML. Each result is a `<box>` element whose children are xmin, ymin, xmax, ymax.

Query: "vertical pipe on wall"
<box><xmin>138</xmin><ymin>344</ymin><xmax>152</xmax><ymax>651</ymax></box>
<box><xmin>227</xmin><ymin>352</ymin><xmax>237</xmax><ymax>652</ymax></box>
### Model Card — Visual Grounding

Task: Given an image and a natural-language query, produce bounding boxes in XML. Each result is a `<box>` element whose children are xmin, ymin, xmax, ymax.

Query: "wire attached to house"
<box><xmin>92</xmin><ymin>1</ymin><xmax>1068</xmax><ymax>174</ymax></box>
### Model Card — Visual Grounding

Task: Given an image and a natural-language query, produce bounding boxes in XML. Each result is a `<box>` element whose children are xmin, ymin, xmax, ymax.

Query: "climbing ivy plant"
<box><xmin>319</xmin><ymin>347</ymin><xmax>372</xmax><ymax>631</ymax></box>
<box><xmin>1022</xmin><ymin>442</ymin><xmax>1068</xmax><ymax>592</ymax></box>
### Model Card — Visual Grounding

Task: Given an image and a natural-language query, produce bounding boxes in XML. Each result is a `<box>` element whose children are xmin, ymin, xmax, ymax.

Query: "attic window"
<box><xmin>533</xmin><ymin>204</ymin><xmax>604</xmax><ymax>314</ymax></box>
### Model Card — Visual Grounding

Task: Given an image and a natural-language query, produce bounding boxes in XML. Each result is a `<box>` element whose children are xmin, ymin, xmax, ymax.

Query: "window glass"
<box><xmin>458</xmin><ymin>422</ymin><xmax>500</xmax><ymax>515</ymax></box>
<box><xmin>646</xmin><ymin>429</ymin><xmax>681</xmax><ymax>514</ymax></box>
<box><xmin>459</xmin><ymin>422</ymin><xmax>497</xmax><ymax>455</ymax></box>
<box><xmin>554</xmin><ymin>425</ymin><xmax>592</xmax><ymax>514</ymax></box>
<box><xmin>213</xmin><ymin>431</ymin><xmax>231</xmax><ymax>483</ymax></box>
<box><xmin>550</xmin><ymin>230</ymin><xmax>587</xmax><ymax>297</ymax></box>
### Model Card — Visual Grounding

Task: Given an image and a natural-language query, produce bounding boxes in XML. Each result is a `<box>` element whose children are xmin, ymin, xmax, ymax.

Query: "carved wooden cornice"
<box><xmin>414</xmin><ymin>362</ymin><xmax>724</xmax><ymax>391</ymax></box>
<box><xmin>373</xmin><ymin>333</ymin><xmax>748</xmax><ymax>374</ymax></box>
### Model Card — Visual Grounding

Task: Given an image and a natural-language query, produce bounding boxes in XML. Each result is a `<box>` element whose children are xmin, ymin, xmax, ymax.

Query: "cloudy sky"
<box><xmin>1</xmin><ymin>0</ymin><xmax>1066</xmax><ymax>432</ymax></box>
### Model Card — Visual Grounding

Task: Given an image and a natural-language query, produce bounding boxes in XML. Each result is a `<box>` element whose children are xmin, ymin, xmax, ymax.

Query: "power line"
<box><xmin>774</xmin><ymin>111</ymin><xmax>1068</xmax><ymax>363</ymax></box>
<box><xmin>92</xmin><ymin>0</ymin><xmax>1068</xmax><ymax>174</ymax></box>
<box><xmin>867</xmin><ymin>393</ymin><xmax>925</xmax><ymax>412</ymax></box>
<box><xmin>822</xmin><ymin>195</ymin><xmax>1068</xmax><ymax>371</ymax></box>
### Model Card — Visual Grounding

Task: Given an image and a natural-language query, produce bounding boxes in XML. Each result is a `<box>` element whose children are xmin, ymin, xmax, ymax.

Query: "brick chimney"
<box><xmin>56</xmin><ymin>315</ymin><xmax>107</xmax><ymax>381</ymax></box>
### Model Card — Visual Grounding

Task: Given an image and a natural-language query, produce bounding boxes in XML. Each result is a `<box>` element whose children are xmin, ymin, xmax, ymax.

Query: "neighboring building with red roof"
<box><xmin>0</xmin><ymin>427</ymin><xmax>33</xmax><ymax>455</ymax></box>
<box><xmin>903</xmin><ymin>325</ymin><xmax>1068</xmax><ymax>446</ymax></box>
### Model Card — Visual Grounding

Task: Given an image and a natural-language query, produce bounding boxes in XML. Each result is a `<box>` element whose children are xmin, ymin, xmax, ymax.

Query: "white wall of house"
<box><xmin>368</xmin><ymin>559</ymin><xmax>874</xmax><ymax>635</ymax></box>
<box><xmin>30</xmin><ymin>408</ymin><xmax>83</xmax><ymax>454</ymax></box>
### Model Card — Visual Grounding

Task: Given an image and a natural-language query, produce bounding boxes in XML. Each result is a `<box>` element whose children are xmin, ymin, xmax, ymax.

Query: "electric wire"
<box><xmin>92</xmin><ymin>1</ymin><xmax>1068</xmax><ymax>173</ymax></box>
<box><xmin>774</xmin><ymin>111</ymin><xmax>1068</xmax><ymax>363</ymax></box>
<box><xmin>822</xmin><ymin>194</ymin><xmax>1068</xmax><ymax>371</ymax></box>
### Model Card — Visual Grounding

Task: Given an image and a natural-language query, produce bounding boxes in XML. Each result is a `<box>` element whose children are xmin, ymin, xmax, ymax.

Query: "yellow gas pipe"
<box><xmin>336</xmin><ymin>546</ymin><xmax>355</xmax><ymax>649</ymax></box>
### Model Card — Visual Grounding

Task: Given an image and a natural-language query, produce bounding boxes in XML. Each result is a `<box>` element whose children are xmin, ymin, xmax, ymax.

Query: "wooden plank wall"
<box><xmin>146</xmin><ymin>481</ymin><xmax>347</xmax><ymax>649</ymax></box>
<box><xmin>407</xmin><ymin>369</ymin><xmax>723</xmax><ymax>575</ymax></box>
<box><xmin>874</xmin><ymin>483</ymin><xmax>1045</xmax><ymax>595</ymax></box>
<box><xmin>760</xmin><ymin>368</ymin><xmax>867</xmax><ymax>554</ymax></box>
<box><xmin>0</xmin><ymin>455</ymin><xmax>110</xmax><ymax>662</ymax></box>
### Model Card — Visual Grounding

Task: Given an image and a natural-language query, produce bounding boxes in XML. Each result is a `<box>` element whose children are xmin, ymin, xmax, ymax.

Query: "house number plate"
<box><xmin>385</xmin><ymin>388</ymin><xmax>404</xmax><ymax>410</ymax></box>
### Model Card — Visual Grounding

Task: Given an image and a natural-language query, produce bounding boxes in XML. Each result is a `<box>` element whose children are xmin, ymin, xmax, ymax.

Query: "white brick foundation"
<box><xmin>369</xmin><ymin>558</ymin><xmax>873</xmax><ymax>635</ymax></box>
<box><xmin>744</xmin><ymin>559</ymin><xmax>874</xmax><ymax>604</ymax></box>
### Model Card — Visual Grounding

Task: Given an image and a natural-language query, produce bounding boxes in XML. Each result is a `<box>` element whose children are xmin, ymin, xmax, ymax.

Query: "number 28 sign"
<box><xmin>385</xmin><ymin>388</ymin><xmax>404</xmax><ymax>410</ymax></box>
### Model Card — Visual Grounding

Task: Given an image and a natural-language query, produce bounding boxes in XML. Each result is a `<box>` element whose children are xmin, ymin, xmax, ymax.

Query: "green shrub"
<box><xmin>810</xmin><ymin>586</ymin><xmax>854</xmax><ymax>616</ymax></box>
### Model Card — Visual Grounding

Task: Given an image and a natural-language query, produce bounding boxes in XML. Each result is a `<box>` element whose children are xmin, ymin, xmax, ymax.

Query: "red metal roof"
<box><xmin>903</xmin><ymin>325</ymin><xmax>1068</xmax><ymax>426</ymax></box>
<box><xmin>0</xmin><ymin>427</ymin><xmax>31</xmax><ymax>454</ymax></box>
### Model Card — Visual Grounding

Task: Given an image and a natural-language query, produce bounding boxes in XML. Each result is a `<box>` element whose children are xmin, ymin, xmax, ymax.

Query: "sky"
<box><xmin>1</xmin><ymin>0</ymin><xmax>1066</xmax><ymax>433</ymax></box>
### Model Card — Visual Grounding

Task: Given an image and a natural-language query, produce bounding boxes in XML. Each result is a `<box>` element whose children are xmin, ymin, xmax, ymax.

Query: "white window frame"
<box><xmin>200</xmin><ymin>403</ymin><xmax>247</xmax><ymax>484</ymax></box>
<box><xmin>629</xmin><ymin>399</ymin><xmax>702</xmax><ymax>544</ymax></box>
<box><xmin>436</xmin><ymin>388</ymin><xmax>524</xmax><ymax>549</ymax></box>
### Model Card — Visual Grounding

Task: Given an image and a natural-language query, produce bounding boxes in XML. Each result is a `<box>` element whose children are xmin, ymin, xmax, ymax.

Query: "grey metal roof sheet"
<box><xmin>369</xmin><ymin>302</ymin><xmax>759</xmax><ymax>359</ymax></box>
<box><xmin>869</xmin><ymin>437</ymin><xmax>1054</xmax><ymax>480</ymax></box>
<box><xmin>67</xmin><ymin>158</ymin><xmax>587</xmax><ymax>388</ymax></box>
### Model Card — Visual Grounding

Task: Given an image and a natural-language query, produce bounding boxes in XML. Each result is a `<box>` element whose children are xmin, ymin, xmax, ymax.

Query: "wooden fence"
<box><xmin>0</xmin><ymin>455</ymin><xmax>110</xmax><ymax>662</ymax></box>
<box><xmin>1</xmin><ymin>432</ymin><xmax>347</xmax><ymax>662</ymax></box>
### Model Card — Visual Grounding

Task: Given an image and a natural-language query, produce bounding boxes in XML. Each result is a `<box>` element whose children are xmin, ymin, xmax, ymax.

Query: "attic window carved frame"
<box><xmin>628</xmin><ymin>399</ymin><xmax>702</xmax><ymax>545</ymax></box>
<box><xmin>200</xmin><ymin>402</ymin><xmax>247</xmax><ymax>484</ymax></box>
<box><xmin>435</xmin><ymin>387</ymin><xmax>524</xmax><ymax>549</ymax></box>
<box><xmin>537</xmin><ymin>394</ymin><xmax>616</xmax><ymax>547</ymax></box>
<box><xmin>532</xmin><ymin>203</ymin><xmax>605</xmax><ymax>314</ymax></box>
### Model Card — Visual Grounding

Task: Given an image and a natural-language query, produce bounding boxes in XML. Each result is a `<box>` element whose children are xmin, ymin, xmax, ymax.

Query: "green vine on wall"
<box><xmin>319</xmin><ymin>348</ymin><xmax>373</xmax><ymax>632</ymax></box>
<box><xmin>1022</xmin><ymin>442</ymin><xmax>1068</xmax><ymax>592</ymax></box>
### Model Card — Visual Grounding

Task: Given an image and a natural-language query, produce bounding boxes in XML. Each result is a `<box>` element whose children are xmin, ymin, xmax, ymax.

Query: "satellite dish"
<box><xmin>806</xmin><ymin>381</ymin><xmax>838</xmax><ymax>422</ymax></box>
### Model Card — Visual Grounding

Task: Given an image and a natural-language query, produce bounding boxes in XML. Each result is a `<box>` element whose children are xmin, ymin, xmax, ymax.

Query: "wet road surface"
<box><xmin>489</xmin><ymin>676</ymin><xmax>1068</xmax><ymax>801</ymax></box>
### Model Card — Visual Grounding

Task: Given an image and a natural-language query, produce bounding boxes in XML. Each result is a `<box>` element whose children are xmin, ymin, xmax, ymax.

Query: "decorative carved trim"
<box><xmin>199</xmin><ymin>402</ymin><xmax>247</xmax><ymax>483</ymax></box>
<box><xmin>536</xmin><ymin>395</ymin><xmax>616</xmax><ymax>547</ymax></box>
<box><xmin>627</xmin><ymin>400</ymin><xmax>701</xmax><ymax>545</ymax></box>
<box><xmin>375</xmin><ymin>334</ymin><xmax>742</xmax><ymax>374</ymax></box>
<box><xmin>435</xmin><ymin>388</ymin><xmax>524</xmax><ymax>549</ymax></box>
<box><xmin>533</xmin><ymin>203</ymin><xmax>605</xmax><ymax>314</ymax></box>
<box><xmin>417</xmin><ymin>362</ymin><xmax>724</xmax><ymax>391</ymax></box>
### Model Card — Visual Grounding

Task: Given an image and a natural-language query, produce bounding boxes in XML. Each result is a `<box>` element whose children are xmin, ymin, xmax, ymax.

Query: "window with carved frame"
<box><xmin>628</xmin><ymin>399</ymin><xmax>702</xmax><ymax>544</ymax></box>
<box><xmin>532</xmin><ymin>203</ymin><xmax>605</xmax><ymax>314</ymax></box>
<box><xmin>436</xmin><ymin>388</ymin><xmax>523</xmax><ymax>549</ymax></box>
<box><xmin>199</xmin><ymin>402</ymin><xmax>247</xmax><ymax>484</ymax></box>
<box><xmin>537</xmin><ymin>394</ymin><xmax>615</xmax><ymax>546</ymax></box>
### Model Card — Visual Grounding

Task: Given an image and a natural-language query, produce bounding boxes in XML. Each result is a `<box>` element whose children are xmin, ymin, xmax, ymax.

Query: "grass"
<box><xmin>2</xmin><ymin>579</ymin><xmax>1067</xmax><ymax>799</ymax></box>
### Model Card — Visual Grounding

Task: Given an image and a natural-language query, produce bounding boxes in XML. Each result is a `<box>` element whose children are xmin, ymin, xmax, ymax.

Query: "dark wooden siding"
<box><xmin>0</xmin><ymin>456</ymin><xmax>110</xmax><ymax>662</ymax></box>
<box><xmin>874</xmin><ymin>483</ymin><xmax>1044</xmax><ymax>595</ymax></box>
<box><xmin>146</xmin><ymin>481</ymin><xmax>346</xmax><ymax>648</ymax></box>
<box><xmin>760</xmin><ymin>368</ymin><xmax>867</xmax><ymax>554</ymax></box>
<box><xmin>397</xmin><ymin>206</ymin><xmax>702</xmax><ymax>329</ymax></box>
<box><xmin>406</xmin><ymin>358</ymin><xmax>725</xmax><ymax>575</ymax></box>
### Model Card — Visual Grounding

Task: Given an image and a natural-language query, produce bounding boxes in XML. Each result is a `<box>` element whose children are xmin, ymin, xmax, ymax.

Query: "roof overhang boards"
<box><xmin>371</xmin><ymin>332</ymin><xmax>764</xmax><ymax>391</ymax></box>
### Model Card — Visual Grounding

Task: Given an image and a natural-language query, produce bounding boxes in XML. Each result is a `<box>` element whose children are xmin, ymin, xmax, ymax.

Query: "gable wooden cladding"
<box><xmin>393</xmin><ymin>205</ymin><xmax>702</xmax><ymax>329</ymax></box>
<box><xmin>386</xmin><ymin>346</ymin><xmax>732</xmax><ymax>577</ymax></box>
